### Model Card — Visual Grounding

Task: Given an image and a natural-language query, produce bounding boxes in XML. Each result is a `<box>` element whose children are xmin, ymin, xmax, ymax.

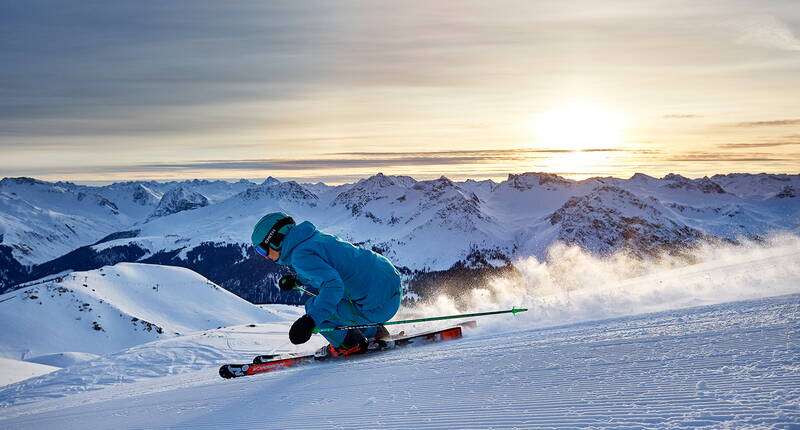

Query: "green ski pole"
<box><xmin>312</xmin><ymin>307</ymin><xmax>527</xmax><ymax>333</ymax></box>
<box><xmin>278</xmin><ymin>275</ymin><xmax>317</xmax><ymax>297</ymax></box>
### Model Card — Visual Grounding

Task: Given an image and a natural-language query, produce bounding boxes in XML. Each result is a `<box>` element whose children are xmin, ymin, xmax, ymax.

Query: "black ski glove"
<box><xmin>278</xmin><ymin>274</ymin><xmax>298</xmax><ymax>291</ymax></box>
<box><xmin>289</xmin><ymin>314</ymin><xmax>315</xmax><ymax>344</ymax></box>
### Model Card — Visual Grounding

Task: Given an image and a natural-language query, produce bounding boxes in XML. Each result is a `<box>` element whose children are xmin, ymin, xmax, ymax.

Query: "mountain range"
<box><xmin>1</xmin><ymin>172</ymin><xmax>798</xmax><ymax>303</ymax></box>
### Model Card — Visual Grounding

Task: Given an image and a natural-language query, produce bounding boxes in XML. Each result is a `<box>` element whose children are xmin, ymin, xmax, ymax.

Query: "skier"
<box><xmin>251</xmin><ymin>212</ymin><xmax>402</xmax><ymax>357</ymax></box>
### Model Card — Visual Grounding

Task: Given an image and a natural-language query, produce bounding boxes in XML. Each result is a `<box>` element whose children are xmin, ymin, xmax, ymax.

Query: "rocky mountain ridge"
<box><xmin>1</xmin><ymin>172</ymin><xmax>798</xmax><ymax>302</ymax></box>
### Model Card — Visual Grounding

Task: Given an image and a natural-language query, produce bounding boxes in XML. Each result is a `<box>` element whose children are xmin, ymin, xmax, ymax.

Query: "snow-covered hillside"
<box><xmin>0</xmin><ymin>240</ymin><xmax>797</xmax><ymax>428</ymax></box>
<box><xmin>1</xmin><ymin>172</ymin><xmax>798</xmax><ymax>302</ymax></box>
<box><xmin>0</xmin><ymin>177</ymin><xmax>257</xmax><ymax>268</ymax></box>
<box><xmin>0</xmin><ymin>358</ymin><xmax>59</xmax><ymax>387</ymax></box>
<box><xmin>0</xmin><ymin>263</ymin><xmax>281</xmax><ymax>361</ymax></box>
<box><xmin>0</xmin><ymin>178</ymin><xmax>132</xmax><ymax>266</ymax></box>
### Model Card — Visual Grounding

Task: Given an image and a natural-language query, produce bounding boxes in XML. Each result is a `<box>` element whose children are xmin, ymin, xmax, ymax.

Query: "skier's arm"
<box><xmin>293</xmin><ymin>250</ymin><xmax>344</xmax><ymax>323</ymax></box>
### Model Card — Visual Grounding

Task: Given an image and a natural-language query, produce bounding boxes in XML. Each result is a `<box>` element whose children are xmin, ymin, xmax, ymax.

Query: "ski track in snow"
<box><xmin>0</xmin><ymin>294</ymin><xmax>798</xmax><ymax>429</ymax></box>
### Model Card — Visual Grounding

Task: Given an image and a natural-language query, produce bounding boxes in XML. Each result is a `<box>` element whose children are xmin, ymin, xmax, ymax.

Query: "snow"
<box><xmin>25</xmin><ymin>352</ymin><xmax>100</xmax><ymax>368</ymax></box>
<box><xmin>504</xmin><ymin>234</ymin><xmax>800</xmax><ymax>327</ymax></box>
<box><xmin>0</xmin><ymin>295</ymin><xmax>797</xmax><ymax>429</ymax></box>
<box><xmin>0</xmin><ymin>178</ymin><xmax>130</xmax><ymax>265</ymax></box>
<box><xmin>147</xmin><ymin>185</ymin><xmax>209</xmax><ymax>220</ymax></box>
<box><xmin>1</xmin><ymin>173</ymin><xmax>799</xmax><ymax>427</ymax></box>
<box><xmin>0</xmin><ymin>263</ymin><xmax>282</xmax><ymax>360</ymax></box>
<box><xmin>0</xmin><ymin>358</ymin><xmax>59</xmax><ymax>386</ymax></box>
<box><xmin>5</xmin><ymin>172</ymin><xmax>799</xmax><ymax>274</ymax></box>
<box><xmin>0</xmin><ymin>178</ymin><xmax>255</xmax><ymax>266</ymax></box>
<box><xmin>0</xmin><ymin>239</ymin><xmax>798</xmax><ymax>428</ymax></box>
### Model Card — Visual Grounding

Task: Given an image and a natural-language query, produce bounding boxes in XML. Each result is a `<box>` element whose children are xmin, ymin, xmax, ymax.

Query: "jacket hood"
<box><xmin>277</xmin><ymin>221</ymin><xmax>317</xmax><ymax>265</ymax></box>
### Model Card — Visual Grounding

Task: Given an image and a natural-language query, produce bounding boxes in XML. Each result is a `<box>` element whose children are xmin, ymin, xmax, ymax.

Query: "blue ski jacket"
<box><xmin>277</xmin><ymin>221</ymin><xmax>402</xmax><ymax>325</ymax></box>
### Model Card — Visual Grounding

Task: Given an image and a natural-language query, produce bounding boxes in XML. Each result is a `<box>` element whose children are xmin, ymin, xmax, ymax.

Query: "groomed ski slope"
<box><xmin>0</xmin><ymin>294</ymin><xmax>797</xmax><ymax>429</ymax></box>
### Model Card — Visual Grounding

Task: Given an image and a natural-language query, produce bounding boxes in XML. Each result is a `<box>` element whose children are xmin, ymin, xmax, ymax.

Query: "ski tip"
<box><xmin>511</xmin><ymin>307</ymin><xmax>528</xmax><ymax>314</ymax></box>
<box><xmin>219</xmin><ymin>365</ymin><xmax>234</xmax><ymax>379</ymax></box>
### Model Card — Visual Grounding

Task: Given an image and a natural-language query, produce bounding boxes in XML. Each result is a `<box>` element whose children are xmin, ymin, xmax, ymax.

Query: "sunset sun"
<box><xmin>533</xmin><ymin>105</ymin><xmax>623</xmax><ymax>151</ymax></box>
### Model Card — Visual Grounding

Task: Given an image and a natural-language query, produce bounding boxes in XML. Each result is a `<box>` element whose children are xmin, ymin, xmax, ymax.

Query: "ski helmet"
<box><xmin>251</xmin><ymin>212</ymin><xmax>295</xmax><ymax>255</ymax></box>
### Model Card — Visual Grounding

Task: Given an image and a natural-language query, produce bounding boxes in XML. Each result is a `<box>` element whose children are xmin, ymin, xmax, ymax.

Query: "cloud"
<box><xmin>728</xmin><ymin>119</ymin><xmax>800</xmax><ymax>127</ymax></box>
<box><xmin>738</xmin><ymin>15</ymin><xmax>800</xmax><ymax>51</ymax></box>
<box><xmin>333</xmin><ymin>148</ymin><xmax>632</xmax><ymax>158</ymax></box>
<box><xmin>718</xmin><ymin>141</ymin><xmax>800</xmax><ymax>149</ymax></box>
<box><xmin>666</xmin><ymin>152</ymin><xmax>796</xmax><ymax>162</ymax></box>
<box><xmin>1</xmin><ymin>147</ymin><xmax>659</xmax><ymax>182</ymax></box>
<box><xmin>0</xmin><ymin>2</ymin><xmax>341</xmax><ymax>139</ymax></box>
<box><xmin>661</xmin><ymin>114</ymin><xmax>702</xmax><ymax>119</ymax></box>
<box><xmin>101</xmin><ymin>148</ymin><xmax>638</xmax><ymax>172</ymax></box>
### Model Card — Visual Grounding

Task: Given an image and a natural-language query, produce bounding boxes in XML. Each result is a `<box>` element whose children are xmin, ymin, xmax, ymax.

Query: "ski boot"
<box><xmin>368</xmin><ymin>325</ymin><xmax>394</xmax><ymax>350</ymax></box>
<box><xmin>374</xmin><ymin>324</ymin><xmax>390</xmax><ymax>340</ymax></box>
<box><xmin>314</xmin><ymin>329</ymin><xmax>369</xmax><ymax>360</ymax></box>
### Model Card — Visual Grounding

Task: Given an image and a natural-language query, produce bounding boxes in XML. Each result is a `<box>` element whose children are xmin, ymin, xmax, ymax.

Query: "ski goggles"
<box><xmin>254</xmin><ymin>216</ymin><xmax>295</xmax><ymax>257</ymax></box>
<box><xmin>254</xmin><ymin>242</ymin><xmax>271</xmax><ymax>257</ymax></box>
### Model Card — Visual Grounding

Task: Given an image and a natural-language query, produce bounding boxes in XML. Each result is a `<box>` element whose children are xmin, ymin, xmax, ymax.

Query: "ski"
<box><xmin>219</xmin><ymin>325</ymin><xmax>466</xmax><ymax>379</ymax></box>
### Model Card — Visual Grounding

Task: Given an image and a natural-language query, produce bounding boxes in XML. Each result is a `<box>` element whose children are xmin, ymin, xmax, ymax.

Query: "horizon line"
<box><xmin>4</xmin><ymin>170</ymin><xmax>799</xmax><ymax>188</ymax></box>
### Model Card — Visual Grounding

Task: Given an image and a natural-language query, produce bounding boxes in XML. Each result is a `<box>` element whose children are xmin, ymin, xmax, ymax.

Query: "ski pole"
<box><xmin>293</xmin><ymin>286</ymin><xmax>316</xmax><ymax>297</ymax></box>
<box><xmin>278</xmin><ymin>275</ymin><xmax>317</xmax><ymax>297</ymax></box>
<box><xmin>312</xmin><ymin>307</ymin><xmax>527</xmax><ymax>333</ymax></box>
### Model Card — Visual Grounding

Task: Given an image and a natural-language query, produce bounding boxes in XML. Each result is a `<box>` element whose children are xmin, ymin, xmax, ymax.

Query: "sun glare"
<box><xmin>532</xmin><ymin>104</ymin><xmax>623</xmax><ymax>151</ymax></box>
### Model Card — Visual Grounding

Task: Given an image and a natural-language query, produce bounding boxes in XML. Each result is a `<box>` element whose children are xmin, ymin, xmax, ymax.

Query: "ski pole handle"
<box><xmin>278</xmin><ymin>274</ymin><xmax>316</xmax><ymax>297</ymax></box>
<box><xmin>278</xmin><ymin>274</ymin><xmax>298</xmax><ymax>291</ymax></box>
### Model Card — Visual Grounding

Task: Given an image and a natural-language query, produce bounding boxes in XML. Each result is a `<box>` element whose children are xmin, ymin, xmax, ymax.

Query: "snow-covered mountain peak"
<box><xmin>261</xmin><ymin>176</ymin><xmax>281</xmax><ymax>186</ymax></box>
<box><xmin>301</xmin><ymin>181</ymin><xmax>341</xmax><ymax>197</ymax></box>
<box><xmin>411</xmin><ymin>175</ymin><xmax>461</xmax><ymax>196</ymax></box>
<box><xmin>628</xmin><ymin>172</ymin><xmax>658</xmax><ymax>183</ymax></box>
<box><xmin>147</xmin><ymin>186</ymin><xmax>209</xmax><ymax>220</ymax></box>
<box><xmin>330</xmin><ymin>174</ymin><xmax>484</xmax><ymax>227</ymax></box>
<box><xmin>663</xmin><ymin>174</ymin><xmax>728</xmax><ymax>194</ymax></box>
<box><xmin>662</xmin><ymin>173</ymin><xmax>689</xmax><ymax>182</ymax></box>
<box><xmin>356</xmin><ymin>172</ymin><xmax>417</xmax><ymax>189</ymax></box>
<box><xmin>1</xmin><ymin>177</ymin><xmax>122</xmax><ymax>215</ymax></box>
<box><xmin>502</xmin><ymin>172</ymin><xmax>575</xmax><ymax>191</ymax></box>
<box><xmin>184</xmin><ymin>179</ymin><xmax>214</xmax><ymax>186</ymax></box>
<box><xmin>0</xmin><ymin>177</ymin><xmax>48</xmax><ymax>188</ymax></box>
<box><xmin>131</xmin><ymin>184</ymin><xmax>161</xmax><ymax>206</ymax></box>
<box><xmin>458</xmin><ymin>178</ymin><xmax>498</xmax><ymax>199</ymax></box>
<box><xmin>463</xmin><ymin>178</ymin><xmax>497</xmax><ymax>186</ymax></box>
<box><xmin>547</xmin><ymin>186</ymin><xmax>703</xmax><ymax>256</ymax></box>
<box><xmin>711</xmin><ymin>173</ymin><xmax>800</xmax><ymax>199</ymax></box>
<box><xmin>0</xmin><ymin>178</ymin><xmax>91</xmax><ymax>203</ymax></box>
<box><xmin>331</xmin><ymin>173</ymin><xmax>413</xmax><ymax>216</ymax></box>
<box><xmin>409</xmin><ymin>176</ymin><xmax>485</xmax><ymax>216</ymax></box>
<box><xmin>234</xmin><ymin>180</ymin><xmax>317</xmax><ymax>205</ymax></box>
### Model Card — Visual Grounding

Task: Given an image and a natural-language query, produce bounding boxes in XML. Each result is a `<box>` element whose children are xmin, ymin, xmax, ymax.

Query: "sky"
<box><xmin>1</xmin><ymin>0</ymin><xmax>799</xmax><ymax>184</ymax></box>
